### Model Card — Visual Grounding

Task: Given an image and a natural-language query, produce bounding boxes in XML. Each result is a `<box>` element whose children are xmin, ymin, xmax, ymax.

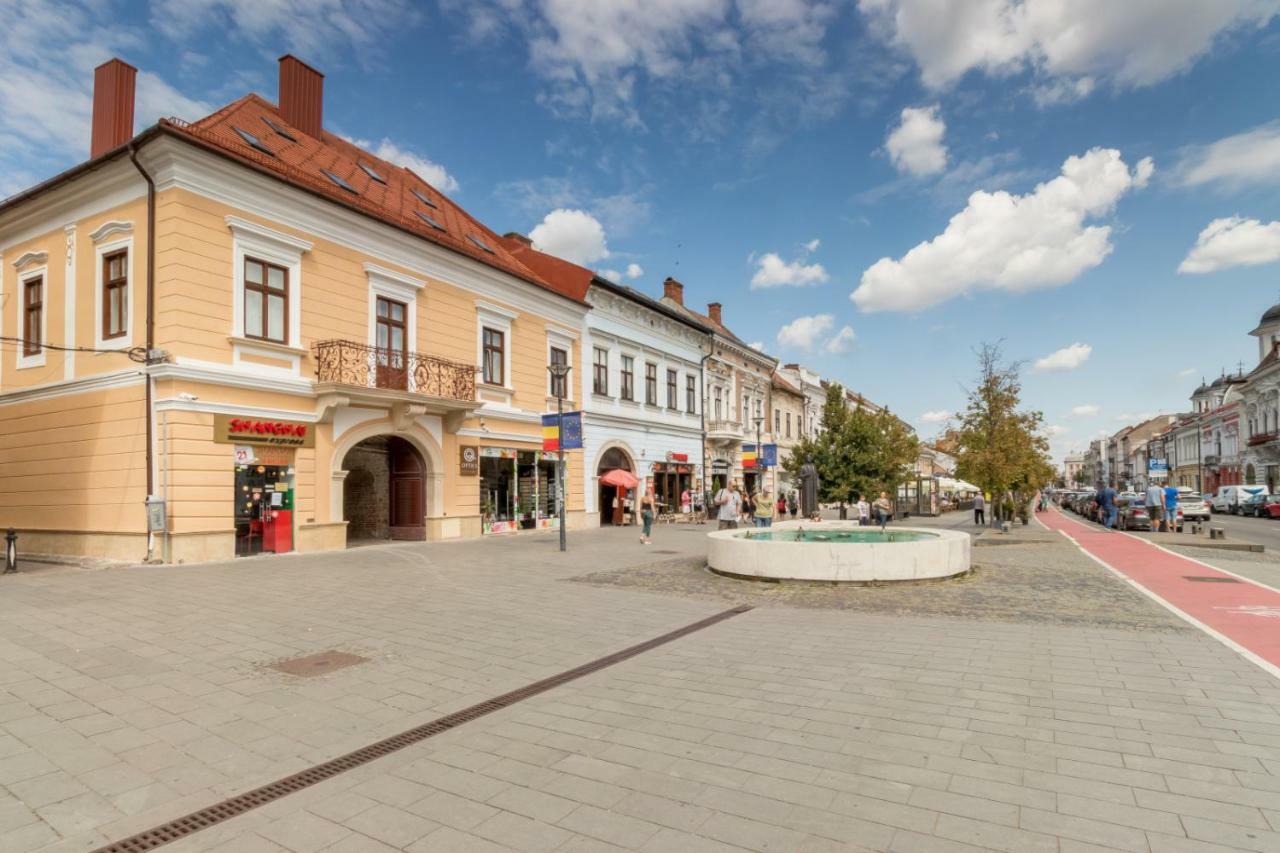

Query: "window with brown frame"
<box><xmin>686</xmin><ymin>375</ymin><xmax>696</xmax><ymax>413</ymax></box>
<box><xmin>621</xmin><ymin>356</ymin><xmax>635</xmax><ymax>401</ymax></box>
<box><xmin>666</xmin><ymin>369</ymin><xmax>678</xmax><ymax>409</ymax></box>
<box><xmin>775</xmin><ymin>408</ymin><xmax>781</xmax><ymax>435</ymax></box>
<box><xmin>244</xmin><ymin>257</ymin><xmax>288</xmax><ymax>343</ymax></box>
<box><xmin>549</xmin><ymin>346</ymin><xmax>568</xmax><ymax>398</ymax></box>
<box><xmin>102</xmin><ymin>250</ymin><xmax>128</xmax><ymax>340</ymax></box>
<box><xmin>645</xmin><ymin>362</ymin><xmax>658</xmax><ymax>405</ymax></box>
<box><xmin>593</xmin><ymin>347</ymin><xmax>609</xmax><ymax>395</ymax></box>
<box><xmin>482</xmin><ymin>327</ymin><xmax>505</xmax><ymax>385</ymax></box>
<box><xmin>23</xmin><ymin>277</ymin><xmax>42</xmax><ymax>356</ymax></box>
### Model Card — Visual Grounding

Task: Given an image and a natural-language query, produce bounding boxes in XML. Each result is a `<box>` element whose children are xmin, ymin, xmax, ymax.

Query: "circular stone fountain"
<box><xmin>707</xmin><ymin>520</ymin><xmax>970</xmax><ymax>583</ymax></box>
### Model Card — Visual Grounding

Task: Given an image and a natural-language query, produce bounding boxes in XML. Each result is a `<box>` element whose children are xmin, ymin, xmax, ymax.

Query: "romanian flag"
<box><xmin>542</xmin><ymin>421</ymin><xmax>561</xmax><ymax>451</ymax></box>
<box><xmin>742</xmin><ymin>444</ymin><xmax>757</xmax><ymax>469</ymax></box>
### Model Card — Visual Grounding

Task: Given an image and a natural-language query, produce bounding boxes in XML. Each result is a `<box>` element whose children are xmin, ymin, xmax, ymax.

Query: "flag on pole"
<box><xmin>541</xmin><ymin>412</ymin><xmax>584</xmax><ymax>451</ymax></box>
<box><xmin>742</xmin><ymin>444</ymin><xmax>757</xmax><ymax>469</ymax></box>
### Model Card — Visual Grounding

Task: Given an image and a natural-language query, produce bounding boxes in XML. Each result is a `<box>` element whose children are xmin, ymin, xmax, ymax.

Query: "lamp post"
<box><xmin>753</xmin><ymin>414</ymin><xmax>764</xmax><ymax>500</ymax></box>
<box><xmin>547</xmin><ymin>362</ymin><xmax>572</xmax><ymax>552</ymax></box>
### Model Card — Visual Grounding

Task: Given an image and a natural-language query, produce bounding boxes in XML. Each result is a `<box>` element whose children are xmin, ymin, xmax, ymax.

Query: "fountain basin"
<box><xmin>707</xmin><ymin>520</ymin><xmax>970</xmax><ymax>583</ymax></box>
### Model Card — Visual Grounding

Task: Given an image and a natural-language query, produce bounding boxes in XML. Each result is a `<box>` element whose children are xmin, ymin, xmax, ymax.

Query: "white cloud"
<box><xmin>776</xmin><ymin>314</ymin><xmax>834</xmax><ymax>351</ymax></box>
<box><xmin>598</xmin><ymin>268</ymin><xmax>623</xmax><ymax>281</ymax></box>
<box><xmin>1045</xmin><ymin>424</ymin><xmax>1069</xmax><ymax>436</ymax></box>
<box><xmin>859</xmin><ymin>0</ymin><xmax>1279</xmax><ymax>93</ymax></box>
<box><xmin>920</xmin><ymin>410</ymin><xmax>952</xmax><ymax>424</ymax></box>
<box><xmin>852</xmin><ymin>148</ymin><xmax>1152</xmax><ymax>312</ymax></box>
<box><xmin>1175</xmin><ymin>122</ymin><xmax>1280</xmax><ymax>190</ymax></box>
<box><xmin>748</xmin><ymin>341</ymin><xmax>765</xmax><ymax>351</ymax></box>
<box><xmin>1030</xmin><ymin>76</ymin><xmax>1095</xmax><ymax>107</ymax></box>
<box><xmin>751</xmin><ymin>252</ymin><xmax>830</xmax><ymax>289</ymax></box>
<box><xmin>625</xmin><ymin>262</ymin><xmax>644</xmax><ymax>279</ymax></box>
<box><xmin>348</xmin><ymin>137</ymin><xmax>459</xmax><ymax>193</ymax></box>
<box><xmin>530</xmin><ymin>208</ymin><xmax>611</xmax><ymax>265</ymax></box>
<box><xmin>1177</xmin><ymin>368</ymin><xmax>1197</xmax><ymax>380</ymax></box>
<box><xmin>885</xmin><ymin>104</ymin><xmax>947</xmax><ymax>176</ymax></box>
<box><xmin>1178</xmin><ymin>217</ymin><xmax>1280</xmax><ymax>274</ymax></box>
<box><xmin>1070</xmin><ymin>404</ymin><xmax>1100</xmax><ymax>417</ymax></box>
<box><xmin>1034</xmin><ymin>342</ymin><xmax>1092</xmax><ymax>372</ymax></box>
<box><xmin>825</xmin><ymin>325</ymin><xmax>857</xmax><ymax>354</ymax></box>
<box><xmin>804</xmin><ymin>238</ymin><xmax>821</xmax><ymax>252</ymax></box>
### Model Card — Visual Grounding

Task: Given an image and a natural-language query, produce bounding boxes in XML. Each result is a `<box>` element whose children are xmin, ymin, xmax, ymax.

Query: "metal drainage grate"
<box><xmin>270</xmin><ymin>651</ymin><xmax>368</xmax><ymax>677</ymax></box>
<box><xmin>1183</xmin><ymin>576</ymin><xmax>1242</xmax><ymax>583</ymax></box>
<box><xmin>93</xmin><ymin>604</ymin><xmax>752</xmax><ymax>853</ymax></box>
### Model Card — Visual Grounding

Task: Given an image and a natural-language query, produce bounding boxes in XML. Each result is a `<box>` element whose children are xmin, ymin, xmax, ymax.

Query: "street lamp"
<box><xmin>753</xmin><ymin>414</ymin><xmax>765</xmax><ymax>499</ymax></box>
<box><xmin>547</xmin><ymin>362</ymin><xmax>572</xmax><ymax>552</ymax></box>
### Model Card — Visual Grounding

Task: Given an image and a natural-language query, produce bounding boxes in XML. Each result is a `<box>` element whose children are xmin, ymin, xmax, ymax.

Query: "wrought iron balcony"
<box><xmin>312</xmin><ymin>339</ymin><xmax>476</xmax><ymax>402</ymax></box>
<box><xmin>1248</xmin><ymin>431</ymin><xmax>1279</xmax><ymax>447</ymax></box>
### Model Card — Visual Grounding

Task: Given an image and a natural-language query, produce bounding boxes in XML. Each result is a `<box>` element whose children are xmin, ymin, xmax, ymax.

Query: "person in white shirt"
<box><xmin>715</xmin><ymin>481</ymin><xmax>742</xmax><ymax>530</ymax></box>
<box><xmin>856</xmin><ymin>494</ymin><xmax>871</xmax><ymax>526</ymax></box>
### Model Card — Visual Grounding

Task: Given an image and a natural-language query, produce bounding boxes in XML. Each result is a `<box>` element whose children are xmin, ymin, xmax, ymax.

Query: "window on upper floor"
<box><xmin>686</xmin><ymin>375</ymin><xmax>696</xmax><ymax>414</ymax></box>
<box><xmin>23</xmin><ymin>277</ymin><xmax>42</xmax><ymax>355</ymax></box>
<box><xmin>482</xmin><ymin>327</ymin><xmax>505</xmax><ymax>385</ymax></box>
<box><xmin>244</xmin><ymin>257</ymin><xmax>289</xmax><ymax>343</ymax></box>
<box><xmin>621</xmin><ymin>356</ymin><xmax>635</xmax><ymax>401</ymax></box>
<box><xmin>102</xmin><ymin>249</ymin><xmax>128</xmax><ymax>340</ymax></box>
<box><xmin>666</xmin><ymin>369</ymin><xmax>678</xmax><ymax>409</ymax></box>
<box><xmin>645</xmin><ymin>362</ymin><xmax>658</xmax><ymax>406</ymax></box>
<box><xmin>549</xmin><ymin>346</ymin><xmax>568</xmax><ymax>398</ymax></box>
<box><xmin>786</xmin><ymin>412</ymin><xmax>792</xmax><ymax>438</ymax></box>
<box><xmin>714</xmin><ymin>387</ymin><xmax>722</xmax><ymax>420</ymax></box>
<box><xmin>774</xmin><ymin>408</ymin><xmax>780</xmax><ymax>435</ymax></box>
<box><xmin>593</xmin><ymin>347</ymin><xmax>609</xmax><ymax>395</ymax></box>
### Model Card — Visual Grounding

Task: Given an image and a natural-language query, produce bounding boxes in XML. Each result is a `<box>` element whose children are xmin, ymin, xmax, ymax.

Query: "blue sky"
<box><xmin>4</xmin><ymin>1</ymin><xmax>1280</xmax><ymax>464</ymax></box>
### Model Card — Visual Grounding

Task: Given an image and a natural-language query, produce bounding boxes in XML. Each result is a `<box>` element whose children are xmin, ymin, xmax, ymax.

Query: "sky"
<box><xmin>4</xmin><ymin>0</ymin><xmax>1280</xmax><ymax>466</ymax></box>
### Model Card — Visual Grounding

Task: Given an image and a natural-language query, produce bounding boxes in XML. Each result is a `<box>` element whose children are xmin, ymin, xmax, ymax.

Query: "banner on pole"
<box><xmin>541</xmin><ymin>411</ymin><xmax>583</xmax><ymax>451</ymax></box>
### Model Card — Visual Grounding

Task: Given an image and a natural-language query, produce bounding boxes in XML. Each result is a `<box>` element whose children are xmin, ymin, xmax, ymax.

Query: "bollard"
<box><xmin>1209</xmin><ymin>525</ymin><xmax>1225</xmax><ymax>541</ymax></box>
<box><xmin>4</xmin><ymin>528</ymin><xmax>16</xmax><ymax>574</ymax></box>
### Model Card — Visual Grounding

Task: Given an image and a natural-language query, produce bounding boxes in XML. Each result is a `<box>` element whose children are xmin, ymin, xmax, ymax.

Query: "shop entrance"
<box><xmin>342</xmin><ymin>435</ymin><xmax>426</xmax><ymax>543</ymax></box>
<box><xmin>235</xmin><ymin>460</ymin><xmax>295</xmax><ymax>557</ymax></box>
<box><xmin>479</xmin><ymin>448</ymin><xmax>560</xmax><ymax>534</ymax></box>
<box><xmin>652</xmin><ymin>462</ymin><xmax>693</xmax><ymax>517</ymax></box>
<box><xmin>597</xmin><ymin>447</ymin><xmax>634</xmax><ymax>526</ymax></box>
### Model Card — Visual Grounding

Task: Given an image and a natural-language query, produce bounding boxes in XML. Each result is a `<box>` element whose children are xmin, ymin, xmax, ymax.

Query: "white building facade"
<box><xmin>581</xmin><ymin>278</ymin><xmax>711</xmax><ymax>525</ymax></box>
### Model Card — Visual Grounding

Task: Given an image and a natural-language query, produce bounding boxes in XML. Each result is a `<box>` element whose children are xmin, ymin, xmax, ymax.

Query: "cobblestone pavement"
<box><xmin>1</xmin><ymin>520</ymin><xmax>1279</xmax><ymax>852</ymax></box>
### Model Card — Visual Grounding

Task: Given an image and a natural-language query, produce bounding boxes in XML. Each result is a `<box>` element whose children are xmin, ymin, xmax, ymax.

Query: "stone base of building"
<box><xmin>15</xmin><ymin>529</ymin><xmax>148</xmax><ymax>563</ymax></box>
<box><xmin>167</xmin><ymin>531</ymin><xmax>236</xmax><ymax>564</ymax></box>
<box><xmin>297</xmin><ymin>522</ymin><xmax>348</xmax><ymax>553</ymax></box>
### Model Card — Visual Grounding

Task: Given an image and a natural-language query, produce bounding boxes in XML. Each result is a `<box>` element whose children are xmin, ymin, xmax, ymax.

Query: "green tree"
<box><xmin>954</xmin><ymin>343</ymin><xmax>1055</xmax><ymax>522</ymax></box>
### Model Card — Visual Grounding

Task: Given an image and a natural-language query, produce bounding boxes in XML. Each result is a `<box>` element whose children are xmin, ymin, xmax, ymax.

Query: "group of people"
<box><xmin>1093</xmin><ymin>481</ymin><xmax>1182</xmax><ymax>531</ymax></box>
<box><xmin>705</xmin><ymin>481</ymin><xmax>802</xmax><ymax>531</ymax></box>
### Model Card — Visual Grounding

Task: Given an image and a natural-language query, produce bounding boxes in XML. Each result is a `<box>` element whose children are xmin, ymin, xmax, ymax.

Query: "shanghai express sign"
<box><xmin>213</xmin><ymin>414</ymin><xmax>316</xmax><ymax>448</ymax></box>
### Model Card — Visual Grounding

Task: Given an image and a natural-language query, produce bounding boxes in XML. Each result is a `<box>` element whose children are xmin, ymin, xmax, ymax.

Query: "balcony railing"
<box><xmin>313</xmin><ymin>339</ymin><xmax>475</xmax><ymax>402</ymax></box>
<box><xmin>1248</xmin><ymin>432</ymin><xmax>1278</xmax><ymax>447</ymax></box>
<box><xmin>706</xmin><ymin>419</ymin><xmax>743</xmax><ymax>437</ymax></box>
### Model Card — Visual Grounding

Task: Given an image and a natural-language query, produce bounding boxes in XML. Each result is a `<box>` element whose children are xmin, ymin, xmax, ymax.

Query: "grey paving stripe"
<box><xmin>93</xmin><ymin>604</ymin><xmax>753</xmax><ymax>853</ymax></box>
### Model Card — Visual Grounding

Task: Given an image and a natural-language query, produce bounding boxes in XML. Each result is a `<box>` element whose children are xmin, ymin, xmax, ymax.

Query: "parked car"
<box><xmin>1118</xmin><ymin>497</ymin><xmax>1152</xmax><ymax>531</ymax></box>
<box><xmin>1212</xmin><ymin>485</ymin><xmax>1266</xmax><ymax>514</ymax></box>
<box><xmin>1242</xmin><ymin>493</ymin><xmax>1280</xmax><ymax>518</ymax></box>
<box><xmin>1260</xmin><ymin>496</ymin><xmax>1280</xmax><ymax>519</ymax></box>
<box><xmin>1177</xmin><ymin>490</ymin><xmax>1211</xmax><ymax>521</ymax></box>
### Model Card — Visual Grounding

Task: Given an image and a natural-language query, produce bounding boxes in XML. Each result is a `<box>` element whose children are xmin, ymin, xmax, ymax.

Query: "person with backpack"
<box><xmin>715</xmin><ymin>481</ymin><xmax>741</xmax><ymax>530</ymax></box>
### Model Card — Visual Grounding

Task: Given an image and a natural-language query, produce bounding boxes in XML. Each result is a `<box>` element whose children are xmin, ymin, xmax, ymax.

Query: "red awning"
<box><xmin>599</xmin><ymin>468</ymin><xmax>639</xmax><ymax>489</ymax></box>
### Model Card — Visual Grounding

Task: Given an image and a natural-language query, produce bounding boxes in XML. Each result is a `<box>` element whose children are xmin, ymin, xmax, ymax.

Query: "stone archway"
<box><xmin>331</xmin><ymin>420</ymin><xmax>444</xmax><ymax>544</ymax></box>
<box><xmin>595</xmin><ymin>443</ymin><xmax>635</xmax><ymax>526</ymax></box>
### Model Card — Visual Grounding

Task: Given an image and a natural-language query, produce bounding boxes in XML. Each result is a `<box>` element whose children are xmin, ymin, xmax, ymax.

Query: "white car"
<box><xmin>1211</xmin><ymin>485</ymin><xmax>1266</xmax><ymax>514</ymax></box>
<box><xmin>1177</xmin><ymin>491</ymin><xmax>1211</xmax><ymax>521</ymax></box>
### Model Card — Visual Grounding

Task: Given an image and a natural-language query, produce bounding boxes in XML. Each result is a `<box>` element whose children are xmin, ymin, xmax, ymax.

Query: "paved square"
<box><xmin>3</xmin><ymin>517</ymin><xmax>1280</xmax><ymax>851</ymax></box>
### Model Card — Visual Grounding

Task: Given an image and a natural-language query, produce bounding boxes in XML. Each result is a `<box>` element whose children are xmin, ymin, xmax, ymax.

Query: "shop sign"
<box><xmin>459</xmin><ymin>445</ymin><xmax>479</xmax><ymax>476</ymax></box>
<box><xmin>666</xmin><ymin>451</ymin><xmax>689</xmax><ymax>462</ymax></box>
<box><xmin>481</xmin><ymin>447</ymin><xmax>518</xmax><ymax>459</ymax></box>
<box><xmin>214</xmin><ymin>414</ymin><xmax>314</xmax><ymax>448</ymax></box>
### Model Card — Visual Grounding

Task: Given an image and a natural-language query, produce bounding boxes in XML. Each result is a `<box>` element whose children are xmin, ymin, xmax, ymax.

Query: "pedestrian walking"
<box><xmin>1145</xmin><ymin>482</ymin><xmax>1164</xmax><ymax>533</ymax></box>
<box><xmin>973</xmin><ymin>492</ymin><xmax>986</xmax><ymax>526</ymax></box>
<box><xmin>787</xmin><ymin>492</ymin><xmax>798</xmax><ymax>519</ymax></box>
<box><xmin>874</xmin><ymin>491</ymin><xmax>893</xmax><ymax>530</ymax></box>
<box><xmin>639</xmin><ymin>488</ymin><xmax>657</xmax><ymax>545</ymax></box>
<box><xmin>856</xmin><ymin>494</ymin><xmax>871</xmax><ymax>526</ymax></box>
<box><xmin>1098</xmin><ymin>482</ymin><xmax>1119</xmax><ymax>529</ymax></box>
<box><xmin>680</xmin><ymin>488</ymin><xmax>691</xmax><ymax>517</ymax></box>
<box><xmin>715</xmin><ymin>481</ymin><xmax>742</xmax><ymax>530</ymax></box>
<box><xmin>740</xmin><ymin>488</ymin><xmax>755</xmax><ymax>525</ymax></box>
<box><xmin>693</xmin><ymin>489</ymin><xmax>706</xmax><ymax>525</ymax></box>
<box><xmin>775</xmin><ymin>494</ymin><xmax>787</xmax><ymax>519</ymax></box>
<box><xmin>1164</xmin><ymin>482</ymin><xmax>1179</xmax><ymax>532</ymax></box>
<box><xmin>754</xmin><ymin>490</ymin><xmax>775</xmax><ymax>528</ymax></box>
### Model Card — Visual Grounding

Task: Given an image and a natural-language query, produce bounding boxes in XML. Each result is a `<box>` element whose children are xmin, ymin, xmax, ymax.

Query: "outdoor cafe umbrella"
<box><xmin>599</xmin><ymin>468</ymin><xmax>639</xmax><ymax>490</ymax></box>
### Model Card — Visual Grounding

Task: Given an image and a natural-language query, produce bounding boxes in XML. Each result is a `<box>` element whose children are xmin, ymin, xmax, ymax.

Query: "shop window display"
<box><xmin>480</xmin><ymin>448</ymin><xmax>562</xmax><ymax>534</ymax></box>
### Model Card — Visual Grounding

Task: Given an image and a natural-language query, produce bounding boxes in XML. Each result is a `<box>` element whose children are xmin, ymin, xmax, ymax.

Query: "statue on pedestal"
<box><xmin>799</xmin><ymin>460</ymin><xmax>820</xmax><ymax>520</ymax></box>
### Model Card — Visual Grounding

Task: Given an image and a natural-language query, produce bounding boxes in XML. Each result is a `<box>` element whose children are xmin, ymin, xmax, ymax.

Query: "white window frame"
<box><xmin>16</xmin><ymin>262</ymin><xmax>49</xmax><ymax>370</ymax></box>
<box><xmin>476</xmin><ymin>300</ymin><xmax>517</xmax><ymax>390</ymax></box>
<box><xmin>546</xmin><ymin>327</ymin><xmax>576</xmax><ymax>401</ymax></box>
<box><xmin>91</xmin><ymin>221</ymin><xmax>135</xmax><ymax>350</ymax></box>
<box><xmin>365</xmin><ymin>263</ymin><xmax>423</xmax><ymax>355</ymax></box>
<box><xmin>227</xmin><ymin>215</ymin><xmax>312</xmax><ymax>349</ymax></box>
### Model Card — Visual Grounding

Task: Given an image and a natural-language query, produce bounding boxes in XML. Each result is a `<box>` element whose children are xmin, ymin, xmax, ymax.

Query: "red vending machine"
<box><xmin>260</xmin><ymin>486</ymin><xmax>294</xmax><ymax>553</ymax></box>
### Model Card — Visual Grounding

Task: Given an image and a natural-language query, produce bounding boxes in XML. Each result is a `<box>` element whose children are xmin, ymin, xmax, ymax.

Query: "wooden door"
<box><xmin>388</xmin><ymin>437</ymin><xmax>425</xmax><ymax>540</ymax></box>
<box><xmin>375</xmin><ymin>296</ymin><xmax>408</xmax><ymax>390</ymax></box>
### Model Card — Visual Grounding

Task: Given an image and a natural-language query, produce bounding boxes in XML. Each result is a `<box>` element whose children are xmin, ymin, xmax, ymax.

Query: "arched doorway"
<box><xmin>597</xmin><ymin>446</ymin><xmax>633</xmax><ymax>526</ymax></box>
<box><xmin>342</xmin><ymin>435</ymin><xmax>426</xmax><ymax>542</ymax></box>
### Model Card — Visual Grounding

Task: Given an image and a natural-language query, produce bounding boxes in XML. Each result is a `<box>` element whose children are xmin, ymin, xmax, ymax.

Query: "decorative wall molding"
<box><xmin>89</xmin><ymin>220</ymin><xmax>134</xmax><ymax>243</ymax></box>
<box><xmin>11</xmin><ymin>251</ymin><xmax>47</xmax><ymax>270</ymax></box>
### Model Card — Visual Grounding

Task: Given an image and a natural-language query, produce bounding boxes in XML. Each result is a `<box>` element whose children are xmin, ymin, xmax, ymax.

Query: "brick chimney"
<box><xmin>663</xmin><ymin>277</ymin><xmax>684</xmax><ymax>305</ymax></box>
<box><xmin>502</xmin><ymin>232</ymin><xmax>533</xmax><ymax>246</ymax></box>
<box><xmin>90</xmin><ymin>59</ymin><xmax>137</xmax><ymax>158</ymax></box>
<box><xmin>707</xmin><ymin>302</ymin><xmax>722</xmax><ymax>325</ymax></box>
<box><xmin>278</xmin><ymin>55</ymin><xmax>324</xmax><ymax>138</ymax></box>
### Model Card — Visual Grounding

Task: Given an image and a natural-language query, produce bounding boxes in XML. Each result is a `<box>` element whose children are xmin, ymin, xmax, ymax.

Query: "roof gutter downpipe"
<box><xmin>128</xmin><ymin>142</ymin><xmax>158</xmax><ymax>562</ymax></box>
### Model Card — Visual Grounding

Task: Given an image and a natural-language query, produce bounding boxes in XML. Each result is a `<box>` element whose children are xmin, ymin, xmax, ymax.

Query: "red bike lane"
<box><xmin>1041</xmin><ymin>507</ymin><xmax>1280</xmax><ymax>678</ymax></box>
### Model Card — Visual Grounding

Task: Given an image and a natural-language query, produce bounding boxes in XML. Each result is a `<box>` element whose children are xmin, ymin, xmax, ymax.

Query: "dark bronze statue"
<box><xmin>799</xmin><ymin>460</ymin><xmax>820</xmax><ymax>519</ymax></box>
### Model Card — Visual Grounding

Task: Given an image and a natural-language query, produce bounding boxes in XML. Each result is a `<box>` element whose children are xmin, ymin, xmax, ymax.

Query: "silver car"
<box><xmin>1177</xmin><ymin>491</ymin><xmax>1210</xmax><ymax>521</ymax></box>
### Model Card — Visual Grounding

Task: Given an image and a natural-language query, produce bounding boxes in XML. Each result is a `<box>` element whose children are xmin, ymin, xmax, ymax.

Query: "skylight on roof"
<box><xmin>468</xmin><ymin>235</ymin><xmax>495</xmax><ymax>254</ymax></box>
<box><xmin>261</xmin><ymin>117</ymin><xmax>297</xmax><ymax>142</ymax></box>
<box><xmin>358</xmin><ymin>162</ymin><xmax>386</xmax><ymax>184</ymax></box>
<box><xmin>411</xmin><ymin>188</ymin><xmax>437</xmax><ymax>208</ymax></box>
<box><xmin>232</xmin><ymin>126</ymin><xmax>275</xmax><ymax>157</ymax></box>
<box><xmin>321</xmin><ymin>169</ymin><xmax>359</xmax><ymax>194</ymax></box>
<box><xmin>416</xmin><ymin>211</ymin><xmax>446</xmax><ymax>231</ymax></box>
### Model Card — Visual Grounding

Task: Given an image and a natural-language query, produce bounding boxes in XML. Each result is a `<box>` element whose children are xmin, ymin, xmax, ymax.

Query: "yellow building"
<box><xmin>0</xmin><ymin>57</ymin><xmax>588</xmax><ymax>564</ymax></box>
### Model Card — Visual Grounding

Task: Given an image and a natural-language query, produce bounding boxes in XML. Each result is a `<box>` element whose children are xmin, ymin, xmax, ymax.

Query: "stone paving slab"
<box><xmin>1</xmin><ymin>520</ymin><xmax>1279</xmax><ymax>851</ymax></box>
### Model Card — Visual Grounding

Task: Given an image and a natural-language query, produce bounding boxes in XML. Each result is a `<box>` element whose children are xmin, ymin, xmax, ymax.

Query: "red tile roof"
<box><xmin>497</xmin><ymin>236</ymin><xmax>592</xmax><ymax>302</ymax></box>
<box><xmin>162</xmin><ymin>95</ymin><xmax>586</xmax><ymax>305</ymax></box>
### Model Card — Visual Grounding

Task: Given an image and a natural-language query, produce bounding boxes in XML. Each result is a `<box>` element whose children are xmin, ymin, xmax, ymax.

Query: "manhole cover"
<box><xmin>1183</xmin><ymin>576</ymin><xmax>1241</xmax><ymax>583</ymax></box>
<box><xmin>270</xmin><ymin>651</ymin><xmax>368</xmax><ymax>677</ymax></box>
<box><xmin>653</xmin><ymin>550</ymin><xmax>679</xmax><ymax>554</ymax></box>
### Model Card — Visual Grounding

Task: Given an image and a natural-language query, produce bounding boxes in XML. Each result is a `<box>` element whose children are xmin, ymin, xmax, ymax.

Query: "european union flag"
<box><xmin>541</xmin><ymin>411</ymin><xmax>584</xmax><ymax>450</ymax></box>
